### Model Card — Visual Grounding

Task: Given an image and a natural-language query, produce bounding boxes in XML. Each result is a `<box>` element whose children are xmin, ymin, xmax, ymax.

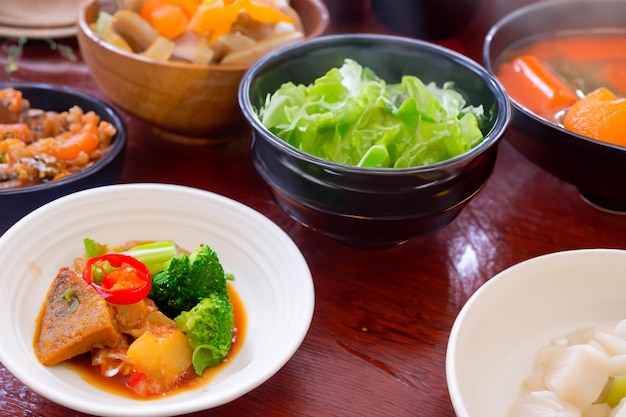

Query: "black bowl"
<box><xmin>483</xmin><ymin>0</ymin><xmax>626</xmax><ymax>212</ymax></box>
<box><xmin>239</xmin><ymin>34</ymin><xmax>510</xmax><ymax>248</ymax></box>
<box><xmin>0</xmin><ymin>82</ymin><xmax>127</xmax><ymax>229</ymax></box>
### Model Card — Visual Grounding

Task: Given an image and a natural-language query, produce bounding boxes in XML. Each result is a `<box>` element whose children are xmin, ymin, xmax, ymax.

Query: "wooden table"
<box><xmin>3</xmin><ymin>1</ymin><xmax>626</xmax><ymax>416</ymax></box>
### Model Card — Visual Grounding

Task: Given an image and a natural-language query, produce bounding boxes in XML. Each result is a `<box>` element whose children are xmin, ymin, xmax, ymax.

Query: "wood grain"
<box><xmin>3</xmin><ymin>1</ymin><xmax>625</xmax><ymax>415</ymax></box>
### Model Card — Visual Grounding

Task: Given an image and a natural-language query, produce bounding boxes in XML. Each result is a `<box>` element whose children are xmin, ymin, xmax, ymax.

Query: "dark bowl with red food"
<box><xmin>0</xmin><ymin>82</ymin><xmax>127</xmax><ymax>230</ymax></box>
<box><xmin>239</xmin><ymin>34</ymin><xmax>510</xmax><ymax>248</ymax></box>
<box><xmin>483</xmin><ymin>0</ymin><xmax>626</xmax><ymax>212</ymax></box>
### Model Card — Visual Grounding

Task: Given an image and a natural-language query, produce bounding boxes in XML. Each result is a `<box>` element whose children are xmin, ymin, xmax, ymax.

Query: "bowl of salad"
<box><xmin>77</xmin><ymin>0</ymin><xmax>329</xmax><ymax>145</ymax></box>
<box><xmin>483</xmin><ymin>0</ymin><xmax>626</xmax><ymax>212</ymax></box>
<box><xmin>0</xmin><ymin>183</ymin><xmax>313</xmax><ymax>416</ymax></box>
<box><xmin>239</xmin><ymin>34</ymin><xmax>511</xmax><ymax>248</ymax></box>
<box><xmin>0</xmin><ymin>82</ymin><xmax>127</xmax><ymax>230</ymax></box>
<box><xmin>447</xmin><ymin>249</ymin><xmax>626</xmax><ymax>417</ymax></box>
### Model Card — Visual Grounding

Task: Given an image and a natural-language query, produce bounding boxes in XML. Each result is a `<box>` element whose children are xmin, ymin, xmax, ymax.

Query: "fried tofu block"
<box><xmin>34</xmin><ymin>267</ymin><xmax>120</xmax><ymax>366</ymax></box>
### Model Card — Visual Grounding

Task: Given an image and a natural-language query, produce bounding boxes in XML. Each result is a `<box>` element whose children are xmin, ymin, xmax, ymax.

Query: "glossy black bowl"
<box><xmin>483</xmin><ymin>0</ymin><xmax>626</xmax><ymax>212</ymax></box>
<box><xmin>239</xmin><ymin>34</ymin><xmax>510</xmax><ymax>248</ymax></box>
<box><xmin>0</xmin><ymin>82</ymin><xmax>127</xmax><ymax>229</ymax></box>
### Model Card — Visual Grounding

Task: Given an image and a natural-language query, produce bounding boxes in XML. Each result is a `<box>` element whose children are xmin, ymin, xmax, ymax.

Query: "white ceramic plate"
<box><xmin>446</xmin><ymin>249</ymin><xmax>626</xmax><ymax>417</ymax></box>
<box><xmin>0</xmin><ymin>183</ymin><xmax>314</xmax><ymax>417</ymax></box>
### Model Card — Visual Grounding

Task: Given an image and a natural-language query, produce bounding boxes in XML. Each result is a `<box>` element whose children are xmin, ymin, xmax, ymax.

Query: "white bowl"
<box><xmin>446</xmin><ymin>249</ymin><xmax>626</xmax><ymax>417</ymax></box>
<box><xmin>0</xmin><ymin>183</ymin><xmax>314</xmax><ymax>417</ymax></box>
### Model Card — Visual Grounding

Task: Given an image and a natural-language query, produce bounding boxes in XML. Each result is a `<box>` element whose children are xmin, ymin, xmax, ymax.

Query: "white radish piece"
<box><xmin>543</xmin><ymin>344</ymin><xmax>611</xmax><ymax>410</ymax></box>
<box><xmin>507</xmin><ymin>390</ymin><xmax>581</xmax><ymax>417</ymax></box>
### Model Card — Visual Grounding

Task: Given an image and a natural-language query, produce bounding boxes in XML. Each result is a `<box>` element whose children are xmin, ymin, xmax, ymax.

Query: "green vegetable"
<box><xmin>124</xmin><ymin>240</ymin><xmax>180</xmax><ymax>275</ymax></box>
<box><xmin>148</xmin><ymin>244</ymin><xmax>231</xmax><ymax>318</ymax></box>
<box><xmin>174</xmin><ymin>293</ymin><xmax>235</xmax><ymax>375</ymax></box>
<box><xmin>94</xmin><ymin>11</ymin><xmax>113</xmax><ymax>37</ymax></box>
<box><xmin>258</xmin><ymin>58</ymin><xmax>486</xmax><ymax>168</ymax></box>
<box><xmin>602</xmin><ymin>375</ymin><xmax>626</xmax><ymax>408</ymax></box>
<box><xmin>83</xmin><ymin>237</ymin><xmax>108</xmax><ymax>258</ymax></box>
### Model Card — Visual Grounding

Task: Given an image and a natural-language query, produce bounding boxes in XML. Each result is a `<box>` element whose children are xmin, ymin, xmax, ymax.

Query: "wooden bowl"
<box><xmin>77</xmin><ymin>0</ymin><xmax>329</xmax><ymax>145</ymax></box>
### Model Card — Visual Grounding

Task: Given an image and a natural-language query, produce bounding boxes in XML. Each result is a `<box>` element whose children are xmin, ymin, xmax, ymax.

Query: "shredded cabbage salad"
<box><xmin>258</xmin><ymin>59</ymin><xmax>486</xmax><ymax>168</ymax></box>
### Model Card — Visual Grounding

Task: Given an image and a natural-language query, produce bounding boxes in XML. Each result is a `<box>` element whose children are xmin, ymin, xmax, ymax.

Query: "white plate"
<box><xmin>446</xmin><ymin>249</ymin><xmax>626</xmax><ymax>417</ymax></box>
<box><xmin>0</xmin><ymin>0</ymin><xmax>81</xmax><ymax>38</ymax></box>
<box><xmin>0</xmin><ymin>183</ymin><xmax>314</xmax><ymax>417</ymax></box>
<box><xmin>0</xmin><ymin>23</ymin><xmax>77</xmax><ymax>39</ymax></box>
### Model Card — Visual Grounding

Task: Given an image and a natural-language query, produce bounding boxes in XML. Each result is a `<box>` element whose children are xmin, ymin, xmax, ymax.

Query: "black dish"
<box><xmin>483</xmin><ymin>0</ymin><xmax>626</xmax><ymax>212</ymax></box>
<box><xmin>240</xmin><ymin>34</ymin><xmax>510</xmax><ymax>248</ymax></box>
<box><xmin>0</xmin><ymin>82</ymin><xmax>127</xmax><ymax>229</ymax></box>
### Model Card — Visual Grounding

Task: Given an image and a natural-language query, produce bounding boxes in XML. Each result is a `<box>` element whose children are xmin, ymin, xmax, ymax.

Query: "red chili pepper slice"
<box><xmin>82</xmin><ymin>253</ymin><xmax>152</xmax><ymax>305</ymax></box>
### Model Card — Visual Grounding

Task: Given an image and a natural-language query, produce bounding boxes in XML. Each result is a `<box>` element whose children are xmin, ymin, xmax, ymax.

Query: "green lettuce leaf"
<box><xmin>258</xmin><ymin>59</ymin><xmax>485</xmax><ymax>168</ymax></box>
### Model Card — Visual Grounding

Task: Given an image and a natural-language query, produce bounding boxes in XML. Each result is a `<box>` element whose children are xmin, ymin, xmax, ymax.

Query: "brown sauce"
<box><xmin>63</xmin><ymin>283</ymin><xmax>247</xmax><ymax>399</ymax></box>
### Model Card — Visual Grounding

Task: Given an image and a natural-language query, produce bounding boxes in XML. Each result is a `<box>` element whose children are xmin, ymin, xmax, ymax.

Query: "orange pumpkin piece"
<box><xmin>188</xmin><ymin>1</ymin><xmax>240</xmax><ymax>42</ymax></box>
<box><xmin>188</xmin><ymin>0</ymin><xmax>293</xmax><ymax>42</ymax></box>
<box><xmin>563</xmin><ymin>87</ymin><xmax>626</xmax><ymax>147</ymax></box>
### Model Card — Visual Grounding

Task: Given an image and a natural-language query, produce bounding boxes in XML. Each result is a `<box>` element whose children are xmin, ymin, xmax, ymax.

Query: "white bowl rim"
<box><xmin>445</xmin><ymin>248</ymin><xmax>626</xmax><ymax>417</ymax></box>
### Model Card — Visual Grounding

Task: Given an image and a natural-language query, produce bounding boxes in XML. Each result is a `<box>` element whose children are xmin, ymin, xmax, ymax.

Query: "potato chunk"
<box><xmin>126</xmin><ymin>325</ymin><xmax>193</xmax><ymax>396</ymax></box>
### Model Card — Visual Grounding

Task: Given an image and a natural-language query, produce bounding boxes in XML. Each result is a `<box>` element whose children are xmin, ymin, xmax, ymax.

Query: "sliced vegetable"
<box><xmin>141</xmin><ymin>35</ymin><xmax>176</xmax><ymax>61</ymax></box>
<box><xmin>50</xmin><ymin>122</ymin><xmax>100</xmax><ymax>161</ymax></box>
<box><xmin>259</xmin><ymin>59</ymin><xmax>486</xmax><ymax>168</ymax></box>
<box><xmin>141</xmin><ymin>0</ymin><xmax>193</xmax><ymax>40</ymax></box>
<box><xmin>82</xmin><ymin>253</ymin><xmax>152</xmax><ymax>305</ymax></box>
<box><xmin>123</xmin><ymin>240</ymin><xmax>180</xmax><ymax>275</ymax></box>
<box><xmin>188</xmin><ymin>0</ymin><xmax>293</xmax><ymax>43</ymax></box>
<box><xmin>601</xmin><ymin>375</ymin><xmax>626</xmax><ymax>408</ymax></box>
<box><xmin>110</xmin><ymin>9</ymin><xmax>160</xmax><ymax>52</ymax></box>
<box><xmin>220</xmin><ymin>30</ymin><xmax>303</xmax><ymax>66</ymax></box>
<box><xmin>563</xmin><ymin>87</ymin><xmax>626</xmax><ymax>147</ymax></box>
<box><xmin>496</xmin><ymin>54</ymin><xmax>579</xmax><ymax>120</ymax></box>
<box><xmin>83</xmin><ymin>237</ymin><xmax>108</xmax><ymax>258</ymax></box>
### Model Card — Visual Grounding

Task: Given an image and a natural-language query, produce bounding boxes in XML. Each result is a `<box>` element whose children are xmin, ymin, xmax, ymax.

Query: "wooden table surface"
<box><xmin>3</xmin><ymin>1</ymin><xmax>626</xmax><ymax>416</ymax></box>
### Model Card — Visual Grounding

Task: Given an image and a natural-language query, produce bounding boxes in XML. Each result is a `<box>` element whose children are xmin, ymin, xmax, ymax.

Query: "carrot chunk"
<box><xmin>563</xmin><ymin>87</ymin><xmax>626</xmax><ymax>147</ymax></box>
<box><xmin>51</xmin><ymin>123</ymin><xmax>100</xmax><ymax>160</ymax></box>
<box><xmin>141</xmin><ymin>0</ymin><xmax>192</xmax><ymax>40</ymax></box>
<box><xmin>496</xmin><ymin>54</ymin><xmax>579</xmax><ymax>120</ymax></box>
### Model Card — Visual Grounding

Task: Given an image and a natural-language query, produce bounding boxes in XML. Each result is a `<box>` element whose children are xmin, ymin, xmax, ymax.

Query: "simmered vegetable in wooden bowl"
<box><xmin>77</xmin><ymin>0</ymin><xmax>329</xmax><ymax>144</ymax></box>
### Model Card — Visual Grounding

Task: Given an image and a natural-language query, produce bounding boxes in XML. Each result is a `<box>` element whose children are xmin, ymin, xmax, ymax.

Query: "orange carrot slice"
<box><xmin>496</xmin><ymin>54</ymin><xmax>579</xmax><ymax>120</ymax></box>
<box><xmin>0</xmin><ymin>123</ymin><xmax>35</xmax><ymax>142</ymax></box>
<box><xmin>51</xmin><ymin>123</ymin><xmax>100</xmax><ymax>160</ymax></box>
<box><xmin>141</xmin><ymin>0</ymin><xmax>191</xmax><ymax>40</ymax></box>
<box><xmin>563</xmin><ymin>87</ymin><xmax>626</xmax><ymax>147</ymax></box>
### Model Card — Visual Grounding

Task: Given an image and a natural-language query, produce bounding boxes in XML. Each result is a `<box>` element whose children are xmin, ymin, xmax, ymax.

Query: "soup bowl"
<box><xmin>240</xmin><ymin>34</ymin><xmax>510</xmax><ymax>248</ymax></box>
<box><xmin>483</xmin><ymin>0</ymin><xmax>626</xmax><ymax>212</ymax></box>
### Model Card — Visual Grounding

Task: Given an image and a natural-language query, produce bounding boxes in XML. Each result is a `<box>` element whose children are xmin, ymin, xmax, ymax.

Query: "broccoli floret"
<box><xmin>174</xmin><ymin>292</ymin><xmax>234</xmax><ymax>375</ymax></box>
<box><xmin>149</xmin><ymin>245</ymin><xmax>229</xmax><ymax>318</ymax></box>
